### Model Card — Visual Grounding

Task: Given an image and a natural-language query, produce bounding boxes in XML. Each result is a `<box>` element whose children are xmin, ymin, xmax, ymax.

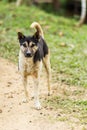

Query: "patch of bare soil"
<box><xmin>0</xmin><ymin>57</ymin><xmax>86</xmax><ymax>130</ymax></box>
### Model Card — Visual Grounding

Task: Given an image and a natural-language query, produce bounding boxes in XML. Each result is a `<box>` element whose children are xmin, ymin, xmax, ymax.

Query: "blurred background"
<box><xmin>0</xmin><ymin>0</ymin><xmax>87</xmax><ymax>87</ymax></box>
<box><xmin>2</xmin><ymin>0</ymin><xmax>87</xmax><ymax>26</ymax></box>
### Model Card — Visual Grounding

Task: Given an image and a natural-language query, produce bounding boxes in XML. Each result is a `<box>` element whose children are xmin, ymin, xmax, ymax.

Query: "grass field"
<box><xmin>0</xmin><ymin>1</ymin><xmax>87</xmax><ymax>87</ymax></box>
<box><xmin>0</xmin><ymin>1</ymin><xmax>87</xmax><ymax>126</ymax></box>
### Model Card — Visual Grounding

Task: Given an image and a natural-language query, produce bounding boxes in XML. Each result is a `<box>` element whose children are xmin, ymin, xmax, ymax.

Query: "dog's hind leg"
<box><xmin>22</xmin><ymin>75</ymin><xmax>29</xmax><ymax>103</ymax></box>
<box><xmin>43</xmin><ymin>53</ymin><xmax>51</xmax><ymax>96</ymax></box>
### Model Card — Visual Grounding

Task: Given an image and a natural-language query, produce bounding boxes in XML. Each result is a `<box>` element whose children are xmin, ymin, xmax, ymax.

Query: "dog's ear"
<box><xmin>18</xmin><ymin>32</ymin><xmax>25</xmax><ymax>40</ymax></box>
<box><xmin>33</xmin><ymin>31</ymin><xmax>40</xmax><ymax>41</ymax></box>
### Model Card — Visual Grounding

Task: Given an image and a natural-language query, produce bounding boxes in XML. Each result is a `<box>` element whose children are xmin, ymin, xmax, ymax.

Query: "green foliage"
<box><xmin>60</xmin><ymin>0</ymin><xmax>67</xmax><ymax>5</ymax></box>
<box><xmin>2</xmin><ymin>0</ymin><xmax>16</xmax><ymax>2</ymax></box>
<box><xmin>0</xmin><ymin>1</ymin><xmax>87</xmax><ymax>88</ymax></box>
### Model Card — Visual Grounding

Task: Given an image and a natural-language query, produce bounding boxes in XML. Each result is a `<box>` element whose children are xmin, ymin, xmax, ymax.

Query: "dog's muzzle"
<box><xmin>25</xmin><ymin>52</ymin><xmax>32</xmax><ymax>57</ymax></box>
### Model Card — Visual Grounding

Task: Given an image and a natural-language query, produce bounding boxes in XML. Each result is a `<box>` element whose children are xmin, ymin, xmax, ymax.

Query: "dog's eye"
<box><xmin>23</xmin><ymin>43</ymin><xmax>27</xmax><ymax>47</ymax></box>
<box><xmin>31</xmin><ymin>44</ymin><xmax>35</xmax><ymax>48</ymax></box>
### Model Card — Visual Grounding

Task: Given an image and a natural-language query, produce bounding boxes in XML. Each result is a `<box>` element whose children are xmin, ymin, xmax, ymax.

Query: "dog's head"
<box><xmin>18</xmin><ymin>31</ymin><xmax>40</xmax><ymax>58</ymax></box>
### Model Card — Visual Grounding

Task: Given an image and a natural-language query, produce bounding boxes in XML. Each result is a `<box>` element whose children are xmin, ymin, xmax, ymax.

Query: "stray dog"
<box><xmin>18</xmin><ymin>22</ymin><xmax>51</xmax><ymax>110</ymax></box>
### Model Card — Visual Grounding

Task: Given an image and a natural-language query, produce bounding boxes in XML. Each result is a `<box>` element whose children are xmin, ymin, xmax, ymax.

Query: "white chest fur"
<box><xmin>19</xmin><ymin>50</ymin><xmax>42</xmax><ymax>76</ymax></box>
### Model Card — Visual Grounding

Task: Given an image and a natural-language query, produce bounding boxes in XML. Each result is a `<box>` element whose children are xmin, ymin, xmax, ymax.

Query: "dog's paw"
<box><xmin>22</xmin><ymin>98</ymin><xmax>28</xmax><ymax>103</ymax></box>
<box><xmin>35</xmin><ymin>101</ymin><xmax>42</xmax><ymax>110</ymax></box>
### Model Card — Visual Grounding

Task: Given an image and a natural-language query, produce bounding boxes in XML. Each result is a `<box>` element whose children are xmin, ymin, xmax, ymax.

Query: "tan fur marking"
<box><xmin>30</xmin><ymin>22</ymin><xmax>44</xmax><ymax>39</ymax></box>
<box><xmin>32</xmin><ymin>46</ymin><xmax>38</xmax><ymax>53</ymax></box>
<box><xmin>43</xmin><ymin>50</ymin><xmax>51</xmax><ymax>95</ymax></box>
<box><xmin>29</xmin><ymin>42</ymin><xmax>32</xmax><ymax>47</ymax></box>
<box><xmin>23</xmin><ymin>41</ymin><xmax>28</xmax><ymax>46</ymax></box>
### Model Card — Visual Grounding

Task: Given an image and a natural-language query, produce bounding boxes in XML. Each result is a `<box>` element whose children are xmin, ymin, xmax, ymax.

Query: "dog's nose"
<box><xmin>26</xmin><ymin>52</ymin><xmax>32</xmax><ymax>57</ymax></box>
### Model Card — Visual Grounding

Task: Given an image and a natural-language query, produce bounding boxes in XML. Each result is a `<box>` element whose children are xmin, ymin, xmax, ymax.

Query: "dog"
<box><xmin>17</xmin><ymin>22</ymin><xmax>51</xmax><ymax>110</ymax></box>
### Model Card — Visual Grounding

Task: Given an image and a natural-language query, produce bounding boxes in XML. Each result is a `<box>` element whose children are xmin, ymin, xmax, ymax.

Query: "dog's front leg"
<box><xmin>33</xmin><ymin>76</ymin><xmax>41</xmax><ymax>110</ymax></box>
<box><xmin>22</xmin><ymin>75</ymin><xmax>29</xmax><ymax>103</ymax></box>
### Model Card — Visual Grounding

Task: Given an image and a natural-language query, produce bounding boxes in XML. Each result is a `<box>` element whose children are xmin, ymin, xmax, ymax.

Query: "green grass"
<box><xmin>43</xmin><ymin>96</ymin><xmax>87</xmax><ymax>124</ymax></box>
<box><xmin>1</xmin><ymin>2</ymin><xmax>87</xmax><ymax>88</ymax></box>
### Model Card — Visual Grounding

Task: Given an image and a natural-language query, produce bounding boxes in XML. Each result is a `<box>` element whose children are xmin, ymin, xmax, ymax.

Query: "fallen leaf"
<box><xmin>59</xmin><ymin>31</ymin><xmax>64</xmax><ymax>37</ymax></box>
<box><xmin>0</xmin><ymin>20</ymin><xmax>3</xmax><ymax>25</ymax></box>
<box><xmin>60</xmin><ymin>42</ymin><xmax>67</xmax><ymax>47</ymax></box>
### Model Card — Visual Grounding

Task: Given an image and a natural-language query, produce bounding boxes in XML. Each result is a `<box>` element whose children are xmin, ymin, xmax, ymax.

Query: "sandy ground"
<box><xmin>0</xmin><ymin>57</ymin><xmax>86</xmax><ymax>130</ymax></box>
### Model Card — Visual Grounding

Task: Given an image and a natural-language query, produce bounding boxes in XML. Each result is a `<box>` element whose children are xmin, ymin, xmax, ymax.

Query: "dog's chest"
<box><xmin>19</xmin><ymin>58</ymin><xmax>34</xmax><ymax>73</ymax></box>
<box><xmin>19</xmin><ymin>52</ymin><xmax>42</xmax><ymax>75</ymax></box>
<box><xmin>24</xmin><ymin>59</ymin><xmax>35</xmax><ymax>73</ymax></box>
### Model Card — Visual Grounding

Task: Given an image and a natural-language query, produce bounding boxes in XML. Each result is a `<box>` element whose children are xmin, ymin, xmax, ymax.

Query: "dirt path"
<box><xmin>0</xmin><ymin>57</ymin><xmax>86</xmax><ymax>130</ymax></box>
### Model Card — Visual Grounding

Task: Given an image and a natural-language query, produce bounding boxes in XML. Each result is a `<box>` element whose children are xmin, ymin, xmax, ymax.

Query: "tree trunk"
<box><xmin>16</xmin><ymin>0</ymin><xmax>32</xmax><ymax>6</ymax></box>
<box><xmin>77</xmin><ymin>0</ymin><xmax>86</xmax><ymax>27</ymax></box>
<box><xmin>16</xmin><ymin>0</ymin><xmax>22</xmax><ymax>6</ymax></box>
<box><xmin>52</xmin><ymin>0</ymin><xmax>60</xmax><ymax>11</ymax></box>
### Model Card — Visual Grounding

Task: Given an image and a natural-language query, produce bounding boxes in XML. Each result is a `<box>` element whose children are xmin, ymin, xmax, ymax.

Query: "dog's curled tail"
<box><xmin>30</xmin><ymin>22</ymin><xmax>44</xmax><ymax>39</ymax></box>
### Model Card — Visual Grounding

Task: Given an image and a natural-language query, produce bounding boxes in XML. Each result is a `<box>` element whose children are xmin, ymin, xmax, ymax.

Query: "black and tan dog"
<box><xmin>18</xmin><ymin>22</ymin><xmax>51</xmax><ymax>109</ymax></box>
